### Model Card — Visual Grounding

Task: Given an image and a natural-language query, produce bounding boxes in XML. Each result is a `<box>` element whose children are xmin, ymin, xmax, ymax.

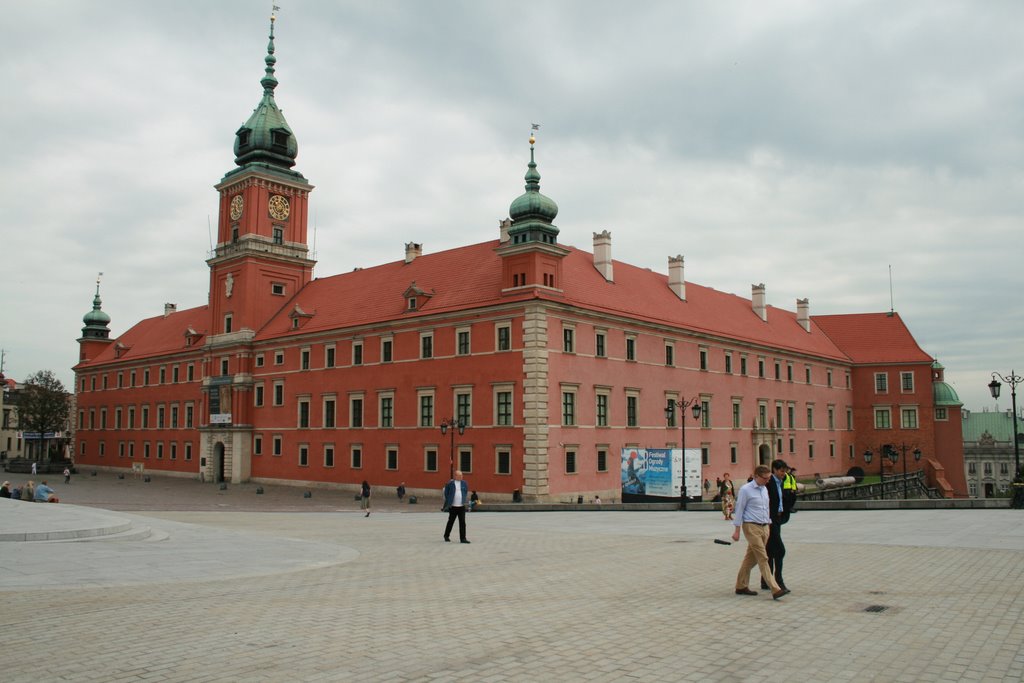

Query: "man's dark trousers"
<box><xmin>444</xmin><ymin>505</ymin><xmax>467</xmax><ymax>541</ymax></box>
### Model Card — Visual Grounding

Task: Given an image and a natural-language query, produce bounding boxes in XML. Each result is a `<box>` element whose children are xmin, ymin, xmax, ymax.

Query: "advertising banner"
<box><xmin>621</xmin><ymin>447</ymin><xmax>702</xmax><ymax>502</ymax></box>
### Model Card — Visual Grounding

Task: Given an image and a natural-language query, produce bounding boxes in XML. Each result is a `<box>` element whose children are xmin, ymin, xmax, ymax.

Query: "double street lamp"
<box><xmin>988</xmin><ymin>371</ymin><xmax>1023</xmax><ymax>509</ymax></box>
<box><xmin>863</xmin><ymin>445</ymin><xmax>896</xmax><ymax>499</ymax></box>
<box><xmin>665</xmin><ymin>396</ymin><xmax>702</xmax><ymax>510</ymax></box>
<box><xmin>891</xmin><ymin>443</ymin><xmax>922</xmax><ymax>499</ymax></box>
<box><xmin>439</xmin><ymin>417</ymin><xmax>466</xmax><ymax>480</ymax></box>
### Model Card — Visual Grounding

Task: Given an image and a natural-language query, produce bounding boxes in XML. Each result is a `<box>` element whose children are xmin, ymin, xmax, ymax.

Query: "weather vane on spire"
<box><xmin>530</xmin><ymin>123</ymin><xmax>540</xmax><ymax>146</ymax></box>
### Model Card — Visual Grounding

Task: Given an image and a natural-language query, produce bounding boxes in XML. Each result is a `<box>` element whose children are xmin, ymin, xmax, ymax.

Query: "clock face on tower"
<box><xmin>229</xmin><ymin>195</ymin><xmax>244</xmax><ymax>221</ymax></box>
<box><xmin>268</xmin><ymin>194</ymin><xmax>290</xmax><ymax>221</ymax></box>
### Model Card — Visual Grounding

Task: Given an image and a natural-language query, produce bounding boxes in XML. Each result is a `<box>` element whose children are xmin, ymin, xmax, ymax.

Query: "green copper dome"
<box><xmin>81</xmin><ymin>280</ymin><xmax>111</xmax><ymax>340</ymax></box>
<box><xmin>933</xmin><ymin>381</ymin><xmax>962</xmax><ymax>406</ymax></box>
<box><xmin>507</xmin><ymin>138</ymin><xmax>559</xmax><ymax>245</ymax></box>
<box><xmin>231</xmin><ymin>16</ymin><xmax>300</xmax><ymax>174</ymax></box>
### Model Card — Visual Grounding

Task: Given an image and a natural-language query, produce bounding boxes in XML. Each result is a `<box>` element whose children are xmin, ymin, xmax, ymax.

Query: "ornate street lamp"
<box><xmin>439</xmin><ymin>417</ymin><xmax>466</xmax><ymax>480</ymax></box>
<box><xmin>989</xmin><ymin>371</ymin><xmax>1023</xmax><ymax>509</ymax></box>
<box><xmin>665</xmin><ymin>397</ymin><xmax>702</xmax><ymax>510</ymax></box>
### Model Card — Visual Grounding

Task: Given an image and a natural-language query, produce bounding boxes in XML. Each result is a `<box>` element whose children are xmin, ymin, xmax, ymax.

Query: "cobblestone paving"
<box><xmin>1</xmin><ymin>475</ymin><xmax>1022</xmax><ymax>682</ymax></box>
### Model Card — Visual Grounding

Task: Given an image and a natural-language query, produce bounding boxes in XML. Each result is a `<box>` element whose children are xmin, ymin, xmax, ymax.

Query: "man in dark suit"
<box><xmin>763</xmin><ymin>459</ymin><xmax>790</xmax><ymax>591</ymax></box>
<box><xmin>443</xmin><ymin>470</ymin><xmax>471</xmax><ymax>544</ymax></box>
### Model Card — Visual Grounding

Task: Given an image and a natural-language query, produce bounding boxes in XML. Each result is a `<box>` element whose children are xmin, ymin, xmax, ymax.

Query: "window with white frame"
<box><xmin>901</xmin><ymin>372</ymin><xmax>914</xmax><ymax>392</ymax></box>
<box><xmin>419</xmin><ymin>391</ymin><xmax>435</xmax><ymax>427</ymax></box>
<box><xmin>496</xmin><ymin>323</ymin><xmax>511</xmax><ymax>351</ymax></box>
<box><xmin>494</xmin><ymin>386</ymin><xmax>513</xmax><ymax>426</ymax></box>
<box><xmin>496</xmin><ymin>447</ymin><xmax>511</xmax><ymax>475</ymax></box>
<box><xmin>562</xmin><ymin>386</ymin><xmax>578</xmax><ymax>426</ymax></box>
<box><xmin>379</xmin><ymin>392</ymin><xmax>394</xmax><ymax>428</ymax></box>
<box><xmin>457</xmin><ymin>328</ymin><xmax>471</xmax><ymax>356</ymax></box>
<box><xmin>874</xmin><ymin>407</ymin><xmax>891</xmax><ymax>429</ymax></box>
<box><xmin>901</xmin><ymin>407</ymin><xmax>919</xmax><ymax>429</ymax></box>
<box><xmin>875</xmin><ymin>372</ymin><xmax>888</xmax><ymax>393</ymax></box>
<box><xmin>420</xmin><ymin>332</ymin><xmax>433</xmax><ymax>359</ymax></box>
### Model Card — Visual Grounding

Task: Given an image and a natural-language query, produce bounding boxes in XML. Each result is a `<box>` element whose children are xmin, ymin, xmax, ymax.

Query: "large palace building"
<box><xmin>72</xmin><ymin>18</ymin><xmax>967</xmax><ymax>500</ymax></box>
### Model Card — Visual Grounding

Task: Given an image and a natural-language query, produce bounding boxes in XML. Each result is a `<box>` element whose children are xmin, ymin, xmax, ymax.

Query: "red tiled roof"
<box><xmin>813</xmin><ymin>312</ymin><xmax>933</xmax><ymax>364</ymax></box>
<box><xmin>257</xmin><ymin>240</ymin><xmax>850</xmax><ymax>361</ymax></box>
<box><xmin>77</xmin><ymin>306</ymin><xmax>210</xmax><ymax>367</ymax></box>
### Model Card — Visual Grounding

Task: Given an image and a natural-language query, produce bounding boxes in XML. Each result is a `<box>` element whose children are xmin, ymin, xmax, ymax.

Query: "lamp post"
<box><xmin>890</xmin><ymin>443</ymin><xmax>923</xmax><ymax>499</ymax></box>
<box><xmin>439</xmin><ymin>417</ymin><xmax>465</xmax><ymax>480</ymax></box>
<box><xmin>665</xmin><ymin>396</ymin><xmax>703</xmax><ymax>510</ymax></box>
<box><xmin>988</xmin><ymin>371</ymin><xmax>1023</xmax><ymax>509</ymax></box>
<box><xmin>863</xmin><ymin>446</ymin><xmax>893</xmax><ymax>499</ymax></box>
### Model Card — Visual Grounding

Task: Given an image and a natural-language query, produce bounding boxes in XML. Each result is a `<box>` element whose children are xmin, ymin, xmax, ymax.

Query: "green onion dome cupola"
<box><xmin>507</xmin><ymin>133</ymin><xmax>559</xmax><ymax>245</ymax></box>
<box><xmin>231</xmin><ymin>13</ymin><xmax>303</xmax><ymax>179</ymax></box>
<box><xmin>932</xmin><ymin>361</ymin><xmax>962</xmax><ymax>406</ymax></box>
<box><xmin>81</xmin><ymin>277</ymin><xmax>111</xmax><ymax>340</ymax></box>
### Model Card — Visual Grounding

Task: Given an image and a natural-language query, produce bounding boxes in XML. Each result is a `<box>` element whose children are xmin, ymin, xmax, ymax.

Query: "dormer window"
<box><xmin>289</xmin><ymin>304</ymin><xmax>314</xmax><ymax>330</ymax></box>
<box><xmin>407</xmin><ymin>298</ymin><xmax>417</xmax><ymax>311</ymax></box>
<box><xmin>403</xmin><ymin>281</ymin><xmax>433</xmax><ymax>313</ymax></box>
<box><xmin>271</xmin><ymin>129</ymin><xmax>290</xmax><ymax>150</ymax></box>
<box><xmin>237</xmin><ymin>129</ymin><xmax>250</xmax><ymax>148</ymax></box>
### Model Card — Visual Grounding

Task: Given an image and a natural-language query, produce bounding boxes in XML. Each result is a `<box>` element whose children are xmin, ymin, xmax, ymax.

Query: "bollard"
<box><xmin>256</xmin><ymin>486</ymin><xmax>264</xmax><ymax>494</ymax></box>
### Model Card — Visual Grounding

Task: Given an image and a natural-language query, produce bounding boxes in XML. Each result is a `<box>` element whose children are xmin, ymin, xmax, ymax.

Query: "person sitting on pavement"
<box><xmin>21</xmin><ymin>480</ymin><xmax>35</xmax><ymax>501</ymax></box>
<box><xmin>469</xmin><ymin>490</ymin><xmax>480</xmax><ymax>511</ymax></box>
<box><xmin>34</xmin><ymin>480</ymin><xmax>58</xmax><ymax>503</ymax></box>
<box><xmin>0</xmin><ymin>481</ymin><xmax>10</xmax><ymax>498</ymax></box>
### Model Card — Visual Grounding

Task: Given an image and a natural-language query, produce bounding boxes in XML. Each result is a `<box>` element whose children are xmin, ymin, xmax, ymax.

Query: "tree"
<box><xmin>19</xmin><ymin>370</ymin><xmax>70</xmax><ymax>460</ymax></box>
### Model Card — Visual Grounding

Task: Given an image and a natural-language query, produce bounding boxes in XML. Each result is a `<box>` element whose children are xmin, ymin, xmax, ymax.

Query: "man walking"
<box><xmin>731</xmin><ymin>465</ymin><xmax>788</xmax><ymax>600</ymax></box>
<box><xmin>443</xmin><ymin>470</ymin><xmax>471</xmax><ymax>544</ymax></box>
<box><xmin>763</xmin><ymin>459</ymin><xmax>789</xmax><ymax>591</ymax></box>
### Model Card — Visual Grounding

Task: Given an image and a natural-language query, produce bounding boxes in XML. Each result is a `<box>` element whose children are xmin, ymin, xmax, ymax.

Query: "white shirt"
<box><xmin>451</xmin><ymin>481</ymin><xmax>464</xmax><ymax>506</ymax></box>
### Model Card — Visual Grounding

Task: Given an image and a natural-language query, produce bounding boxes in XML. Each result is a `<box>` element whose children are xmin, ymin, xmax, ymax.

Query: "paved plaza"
<box><xmin>1</xmin><ymin>474</ymin><xmax>1023</xmax><ymax>682</ymax></box>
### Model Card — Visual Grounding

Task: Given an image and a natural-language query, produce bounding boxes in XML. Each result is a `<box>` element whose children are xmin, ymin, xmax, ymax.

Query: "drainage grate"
<box><xmin>864</xmin><ymin>605</ymin><xmax>889</xmax><ymax>613</ymax></box>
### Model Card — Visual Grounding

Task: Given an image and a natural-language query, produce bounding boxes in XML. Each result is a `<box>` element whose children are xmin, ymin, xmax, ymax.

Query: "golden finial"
<box><xmin>271</xmin><ymin>3</ymin><xmax>280</xmax><ymax>21</ymax></box>
<box><xmin>530</xmin><ymin>123</ymin><xmax>539</xmax><ymax>146</ymax></box>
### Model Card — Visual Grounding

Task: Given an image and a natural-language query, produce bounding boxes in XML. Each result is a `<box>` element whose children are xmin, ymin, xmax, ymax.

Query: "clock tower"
<box><xmin>207</xmin><ymin>12</ymin><xmax>315</xmax><ymax>337</ymax></box>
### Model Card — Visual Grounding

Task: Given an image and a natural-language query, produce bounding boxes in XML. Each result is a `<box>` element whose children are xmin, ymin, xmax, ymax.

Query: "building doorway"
<box><xmin>214</xmin><ymin>442</ymin><xmax>226</xmax><ymax>483</ymax></box>
<box><xmin>984</xmin><ymin>482</ymin><xmax>994</xmax><ymax>498</ymax></box>
<box><xmin>758</xmin><ymin>443</ymin><xmax>772</xmax><ymax>466</ymax></box>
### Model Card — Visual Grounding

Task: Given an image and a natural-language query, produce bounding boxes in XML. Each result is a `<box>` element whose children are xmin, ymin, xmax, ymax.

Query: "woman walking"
<box><xmin>720</xmin><ymin>473</ymin><xmax>736</xmax><ymax>520</ymax></box>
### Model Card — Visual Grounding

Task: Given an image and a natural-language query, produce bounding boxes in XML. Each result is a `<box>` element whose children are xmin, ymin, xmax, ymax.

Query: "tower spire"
<box><xmin>261</xmin><ymin>9</ymin><xmax>278</xmax><ymax>95</ymax></box>
<box><xmin>507</xmin><ymin>125</ymin><xmax>559</xmax><ymax>245</ymax></box>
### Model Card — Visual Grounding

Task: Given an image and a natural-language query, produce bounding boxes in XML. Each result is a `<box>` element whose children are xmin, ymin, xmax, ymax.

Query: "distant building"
<box><xmin>962</xmin><ymin>407</ymin><xmax>1022</xmax><ymax>498</ymax></box>
<box><xmin>70</xmin><ymin>17</ymin><xmax>967</xmax><ymax>500</ymax></box>
<box><xmin>1</xmin><ymin>375</ymin><xmax>24</xmax><ymax>461</ymax></box>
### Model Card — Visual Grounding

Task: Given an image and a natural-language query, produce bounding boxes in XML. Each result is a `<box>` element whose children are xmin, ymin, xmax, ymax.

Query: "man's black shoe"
<box><xmin>735</xmin><ymin>588</ymin><xmax>758</xmax><ymax>596</ymax></box>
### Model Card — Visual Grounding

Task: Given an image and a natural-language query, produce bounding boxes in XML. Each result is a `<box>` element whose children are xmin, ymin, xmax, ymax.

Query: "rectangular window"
<box><xmin>725</xmin><ymin>353</ymin><xmax>733</xmax><ymax>374</ymax></box>
<box><xmin>425</xmin><ymin>449</ymin><xmax>438</xmax><ymax>472</ymax></box>
<box><xmin>597</xmin><ymin>449</ymin><xmax>608</xmax><ymax>472</ymax></box>
<box><xmin>254</xmin><ymin>435</ymin><xmax>263</xmax><ymax>455</ymax></box>
<box><xmin>381</xmin><ymin>339</ymin><xmax>393</xmax><ymax>363</ymax></box>
<box><xmin>497</xmin><ymin>449</ymin><xmax>511</xmax><ymax>475</ymax></box>
<box><xmin>805</xmin><ymin>366</ymin><xmax>812</xmax><ymax>384</ymax></box>
<box><xmin>387</xmin><ymin>448</ymin><xmax>398</xmax><ymax>470</ymax></box>
<box><xmin>273</xmin><ymin>435</ymin><xmax>282</xmax><ymax>456</ymax></box>
<box><xmin>758</xmin><ymin>404</ymin><xmax>767</xmax><ymax>429</ymax></box>
<box><xmin>740</xmin><ymin>356</ymin><xmax>748</xmax><ymax>375</ymax></box>
<box><xmin>130</xmin><ymin>370</ymin><xmax>137</xmax><ymax>387</ymax></box>
<box><xmin>565</xmin><ymin>450</ymin><xmax>577</xmax><ymax>474</ymax></box>
<box><xmin>172</xmin><ymin>366</ymin><xmax>179</xmax><ymax>383</ymax></box>
<box><xmin>699</xmin><ymin>348</ymin><xmax>708</xmax><ymax>370</ymax></box>
<box><xmin>701</xmin><ymin>445</ymin><xmax>710</xmax><ymax>466</ymax></box>
<box><xmin>272</xmin><ymin>282</ymin><xmax>285</xmax><ymax>296</ymax></box>
<box><xmin>224</xmin><ymin>315</ymin><xmax>233</xmax><ymax>334</ymax></box>
<box><xmin>187</xmin><ymin>364</ymin><xmax>195</xmax><ymax>382</ymax></box>
<box><xmin>730</xmin><ymin>444</ymin><xmax>737</xmax><ymax>464</ymax></box>
<box><xmin>595</xmin><ymin>332</ymin><xmax>606</xmax><ymax>358</ymax></box>
<box><xmin>171</xmin><ymin>405</ymin><xmax>179</xmax><ymax>428</ymax></box>
<box><xmin>828</xmin><ymin>406</ymin><xmax>835</xmax><ymax>430</ymax></box>
<box><xmin>774</xmin><ymin>361</ymin><xmax>781</xmax><ymax>380</ymax></box>
<box><xmin>787</xmin><ymin>404</ymin><xmax>795</xmax><ymax>429</ymax></box>
<box><xmin>901</xmin><ymin>407</ymin><xmax>919</xmax><ymax>429</ymax></box>
<box><xmin>324</xmin><ymin>446</ymin><xmax>334</xmax><ymax>468</ymax></box>
<box><xmin>170</xmin><ymin>443</ymin><xmax>177</xmax><ymax>460</ymax></box>
<box><xmin>935</xmin><ymin>407</ymin><xmax>947</xmax><ymax>421</ymax></box>
<box><xmin>298</xmin><ymin>399</ymin><xmax>310</xmax><ymax>428</ymax></box>
<box><xmin>323</xmin><ymin>398</ymin><xmax>336</xmax><ymax>428</ymax></box>
<box><xmin>776</xmin><ymin>404</ymin><xmax>783</xmax><ymax>430</ymax></box>
<box><xmin>325</xmin><ymin>346</ymin><xmax>336</xmax><ymax>368</ymax></box>
<box><xmin>456</xmin><ymin>392</ymin><xmax>471</xmax><ymax>426</ymax></box>
<box><xmin>350</xmin><ymin>397</ymin><xmax>364</xmax><ymax>428</ymax></box>
<box><xmin>220</xmin><ymin>358</ymin><xmax>229</xmax><ymax>375</ymax></box>
<box><xmin>808</xmin><ymin>442</ymin><xmax>815</xmax><ymax>459</ymax></box>
<box><xmin>732</xmin><ymin>402</ymin><xmax>741</xmax><ymax>429</ymax></box>
<box><xmin>700</xmin><ymin>399</ymin><xmax>710</xmax><ymax>428</ymax></box>
<box><xmin>421</xmin><ymin>333</ymin><xmax>433</xmax><ymax>359</ymax></box>
<box><xmin>455</xmin><ymin>449</ymin><xmax>470</xmax><ymax>473</ymax></box>
<box><xmin>380</xmin><ymin>396</ymin><xmax>393</xmax><ymax>428</ymax></box>
<box><xmin>143</xmin><ymin>369</ymin><xmax>150</xmax><ymax>385</ymax></box>
<box><xmin>563</xmin><ymin>327</ymin><xmax>575</xmax><ymax>353</ymax></box>
<box><xmin>157</xmin><ymin>442</ymin><xmax>164</xmax><ymax>459</ymax></box>
<box><xmin>115</xmin><ymin>408</ymin><xmax>122</xmax><ymax>429</ymax></box>
<box><xmin>301</xmin><ymin>348</ymin><xmax>310</xmax><ymax>370</ymax></box>
<box><xmin>420</xmin><ymin>394</ymin><xmax>434</xmax><ymax>427</ymax></box>
<box><xmin>875</xmin><ymin>373</ymin><xmax>888</xmax><ymax>393</ymax></box>
<box><xmin>758</xmin><ymin>358</ymin><xmax>765</xmax><ymax>378</ymax></box>
<box><xmin>806</xmin><ymin>405</ymin><xmax>814</xmax><ymax>429</ymax></box>
<box><xmin>351</xmin><ymin>446</ymin><xmax>362</xmax><ymax>469</ymax></box>
<box><xmin>128</xmin><ymin>407</ymin><xmax>136</xmax><ymax>429</ymax></box>
<box><xmin>141</xmin><ymin>406</ymin><xmax>149</xmax><ymax>428</ymax></box>
<box><xmin>299</xmin><ymin>445</ymin><xmax>309</xmax><ymax>467</ymax></box>
<box><xmin>901</xmin><ymin>372</ymin><xmax>915</xmax><ymax>392</ymax></box>
<box><xmin>159</xmin><ymin>367</ymin><xmax>166</xmax><ymax>384</ymax></box>
<box><xmin>274</xmin><ymin>351</ymin><xmax>284</xmax><ymax>365</ymax></box>
<box><xmin>626</xmin><ymin>337</ymin><xmax>636</xmax><ymax>361</ymax></box>
<box><xmin>562</xmin><ymin>391</ymin><xmax>576</xmax><ymax>426</ymax></box>
<box><xmin>665</xmin><ymin>344</ymin><xmax>674</xmax><ymax>366</ymax></box>
<box><xmin>497</xmin><ymin>325</ymin><xmax>511</xmax><ymax>351</ymax></box>
<box><xmin>597</xmin><ymin>394</ymin><xmax>609</xmax><ymax>427</ymax></box>
<box><xmin>352</xmin><ymin>342</ymin><xmax>363</xmax><ymax>366</ymax></box>
<box><xmin>496</xmin><ymin>391</ymin><xmax>512</xmax><ymax>426</ymax></box>
<box><xmin>129</xmin><ymin>442</ymin><xmax>135</xmax><ymax>459</ymax></box>
<box><xmin>789</xmin><ymin>437</ymin><xmax>795</xmax><ymax>453</ymax></box>
<box><xmin>874</xmin><ymin>408</ymin><xmax>891</xmax><ymax>429</ymax></box>
<box><xmin>626</xmin><ymin>396</ymin><xmax>638</xmax><ymax>427</ymax></box>
<box><xmin>827</xmin><ymin>369</ymin><xmax>833</xmax><ymax>387</ymax></box>
<box><xmin>457</xmin><ymin>329</ymin><xmax>470</xmax><ymax>355</ymax></box>
<box><xmin>273</xmin><ymin>381</ymin><xmax>284</xmax><ymax>406</ymax></box>
<box><xmin>255</xmin><ymin>385</ymin><xmax>265</xmax><ymax>407</ymax></box>
<box><xmin>255</xmin><ymin>355</ymin><xmax>265</xmax><ymax>368</ymax></box>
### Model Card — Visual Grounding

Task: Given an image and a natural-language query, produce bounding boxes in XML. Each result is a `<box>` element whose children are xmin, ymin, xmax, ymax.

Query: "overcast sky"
<box><xmin>2</xmin><ymin>0</ymin><xmax>1021</xmax><ymax>413</ymax></box>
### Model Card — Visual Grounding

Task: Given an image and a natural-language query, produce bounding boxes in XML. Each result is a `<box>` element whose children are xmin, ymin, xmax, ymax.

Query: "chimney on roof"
<box><xmin>593</xmin><ymin>231</ymin><xmax>613</xmax><ymax>282</ymax></box>
<box><xmin>796</xmin><ymin>298</ymin><xmax>810</xmax><ymax>332</ymax></box>
<box><xmin>404</xmin><ymin>242</ymin><xmax>422</xmax><ymax>264</ymax></box>
<box><xmin>668</xmin><ymin>255</ymin><xmax>686</xmax><ymax>300</ymax></box>
<box><xmin>499</xmin><ymin>218</ymin><xmax>512</xmax><ymax>244</ymax></box>
<box><xmin>752</xmin><ymin>284</ymin><xmax>767</xmax><ymax>321</ymax></box>
<box><xmin>164</xmin><ymin>303</ymin><xmax>177</xmax><ymax>317</ymax></box>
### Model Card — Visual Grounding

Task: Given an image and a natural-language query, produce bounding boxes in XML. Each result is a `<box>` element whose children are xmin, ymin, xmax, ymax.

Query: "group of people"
<box><xmin>0</xmin><ymin>479</ymin><xmax>60</xmax><ymax>503</ymax></box>
<box><xmin>730</xmin><ymin>459</ymin><xmax>797</xmax><ymax>600</ymax></box>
